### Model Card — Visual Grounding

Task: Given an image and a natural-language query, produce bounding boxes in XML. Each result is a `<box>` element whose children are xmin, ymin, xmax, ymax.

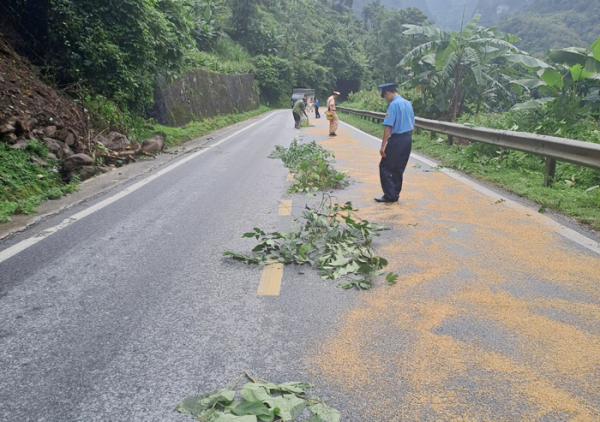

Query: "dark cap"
<box><xmin>378</xmin><ymin>83</ymin><xmax>398</xmax><ymax>97</ymax></box>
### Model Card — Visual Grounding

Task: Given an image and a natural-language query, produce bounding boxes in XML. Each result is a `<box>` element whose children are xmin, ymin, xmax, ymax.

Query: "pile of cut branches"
<box><xmin>224</xmin><ymin>196</ymin><xmax>398</xmax><ymax>290</ymax></box>
<box><xmin>175</xmin><ymin>373</ymin><xmax>340</xmax><ymax>422</ymax></box>
<box><xmin>269</xmin><ymin>141</ymin><xmax>348</xmax><ymax>193</ymax></box>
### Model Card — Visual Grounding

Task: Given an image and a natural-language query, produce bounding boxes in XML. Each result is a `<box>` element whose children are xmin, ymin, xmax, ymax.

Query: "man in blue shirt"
<box><xmin>375</xmin><ymin>83</ymin><xmax>415</xmax><ymax>203</ymax></box>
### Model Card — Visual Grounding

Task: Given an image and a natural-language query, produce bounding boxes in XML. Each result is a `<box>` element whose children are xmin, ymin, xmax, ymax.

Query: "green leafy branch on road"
<box><xmin>175</xmin><ymin>372</ymin><xmax>340</xmax><ymax>422</ymax></box>
<box><xmin>269</xmin><ymin>141</ymin><xmax>348</xmax><ymax>193</ymax></box>
<box><xmin>224</xmin><ymin>196</ymin><xmax>398</xmax><ymax>290</ymax></box>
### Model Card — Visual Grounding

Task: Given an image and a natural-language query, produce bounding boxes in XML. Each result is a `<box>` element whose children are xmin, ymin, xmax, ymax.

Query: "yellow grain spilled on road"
<box><xmin>308</xmin><ymin>125</ymin><xmax>600</xmax><ymax>421</ymax></box>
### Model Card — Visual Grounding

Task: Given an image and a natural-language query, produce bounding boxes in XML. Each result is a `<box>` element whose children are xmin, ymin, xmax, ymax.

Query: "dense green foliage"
<box><xmin>399</xmin><ymin>15</ymin><xmax>522</xmax><ymax>120</ymax></box>
<box><xmin>498</xmin><ymin>0</ymin><xmax>600</xmax><ymax>56</ymax></box>
<box><xmin>3</xmin><ymin>0</ymin><xmax>376</xmax><ymax>112</ymax></box>
<box><xmin>5</xmin><ymin>0</ymin><xmax>198</xmax><ymax>114</ymax></box>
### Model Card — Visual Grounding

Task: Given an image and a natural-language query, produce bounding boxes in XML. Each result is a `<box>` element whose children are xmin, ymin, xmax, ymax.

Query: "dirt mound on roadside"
<box><xmin>0</xmin><ymin>36</ymin><xmax>88</xmax><ymax>152</ymax></box>
<box><xmin>0</xmin><ymin>35</ymin><xmax>158</xmax><ymax>181</ymax></box>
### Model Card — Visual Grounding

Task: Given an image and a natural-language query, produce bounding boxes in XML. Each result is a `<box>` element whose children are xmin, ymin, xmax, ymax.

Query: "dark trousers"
<box><xmin>315</xmin><ymin>106</ymin><xmax>320</xmax><ymax>118</ymax></box>
<box><xmin>379</xmin><ymin>132</ymin><xmax>412</xmax><ymax>201</ymax></box>
<box><xmin>293</xmin><ymin>111</ymin><xmax>301</xmax><ymax>128</ymax></box>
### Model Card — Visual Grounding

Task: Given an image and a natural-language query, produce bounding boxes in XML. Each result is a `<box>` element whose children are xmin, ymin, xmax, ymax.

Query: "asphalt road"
<box><xmin>0</xmin><ymin>110</ymin><xmax>356</xmax><ymax>421</ymax></box>
<box><xmin>1</xmin><ymin>109</ymin><xmax>599</xmax><ymax>421</ymax></box>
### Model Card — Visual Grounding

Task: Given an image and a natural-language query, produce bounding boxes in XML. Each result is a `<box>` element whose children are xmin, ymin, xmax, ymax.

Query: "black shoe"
<box><xmin>329</xmin><ymin>133</ymin><xmax>337</xmax><ymax>137</ymax></box>
<box><xmin>374</xmin><ymin>196</ymin><xmax>397</xmax><ymax>203</ymax></box>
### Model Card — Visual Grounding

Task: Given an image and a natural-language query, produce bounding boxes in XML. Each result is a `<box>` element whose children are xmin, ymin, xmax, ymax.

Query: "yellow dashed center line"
<box><xmin>257</xmin><ymin>198</ymin><xmax>292</xmax><ymax>296</ymax></box>
<box><xmin>257</xmin><ymin>262</ymin><xmax>284</xmax><ymax>296</ymax></box>
<box><xmin>278</xmin><ymin>200</ymin><xmax>293</xmax><ymax>216</ymax></box>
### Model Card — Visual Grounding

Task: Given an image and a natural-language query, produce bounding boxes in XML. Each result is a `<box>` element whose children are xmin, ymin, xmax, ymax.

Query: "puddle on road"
<box><xmin>304</xmin><ymin>124</ymin><xmax>600</xmax><ymax>421</ymax></box>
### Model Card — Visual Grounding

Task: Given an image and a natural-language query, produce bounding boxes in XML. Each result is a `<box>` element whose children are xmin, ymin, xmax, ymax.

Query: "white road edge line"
<box><xmin>338</xmin><ymin>120</ymin><xmax>600</xmax><ymax>256</ymax></box>
<box><xmin>0</xmin><ymin>111</ymin><xmax>280</xmax><ymax>264</ymax></box>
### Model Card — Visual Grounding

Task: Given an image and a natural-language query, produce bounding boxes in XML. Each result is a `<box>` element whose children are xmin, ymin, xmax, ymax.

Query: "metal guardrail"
<box><xmin>337</xmin><ymin>106</ymin><xmax>600</xmax><ymax>186</ymax></box>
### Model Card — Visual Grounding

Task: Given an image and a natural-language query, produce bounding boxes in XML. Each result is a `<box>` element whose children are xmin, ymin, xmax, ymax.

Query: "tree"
<box><xmin>400</xmin><ymin>15</ymin><xmax>521</xmax><ymax>120</ymax></box>
<box><xmin>362</xmin><ymin>6</ymin><xmax>428</xmax><ymax>83</ymax></box>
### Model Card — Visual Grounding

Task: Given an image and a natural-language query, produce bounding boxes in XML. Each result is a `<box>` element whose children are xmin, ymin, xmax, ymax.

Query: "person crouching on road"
<box><xmin>374</xmin><ymin>83</ymin><xmax>415</xmax><ymax>203</ymax></box>
<box><xmin>292</xmin><ymin>95</ymin><xmax>309</xmax><ymax>129</ymax></box>
<box><xmin>327</xmin><ymin>90</ymin><xmax>340</xmax><ymax>136</ymax></box>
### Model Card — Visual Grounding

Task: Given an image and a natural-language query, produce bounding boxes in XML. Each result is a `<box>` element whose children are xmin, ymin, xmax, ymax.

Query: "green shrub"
<box><xmin>46</xmin><ymin>187</ymin><xmax>63</xmax><ymax>200</ymax></box>
<box><xmin>25</xmin><ymin>139</ymin><xmax>49</xmax><ymax>157</ymax></box>
<box><xmin>0</xmin><ymin>143</ymin><xmax>79</xmax><ymax>222</ymax></box>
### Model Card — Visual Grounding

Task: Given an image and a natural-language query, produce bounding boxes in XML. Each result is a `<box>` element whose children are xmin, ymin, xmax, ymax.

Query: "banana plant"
<box><xmin>399</xmin><ymin>14</ymin><xmax>521</xmax><ymax>121</ymax></box>
<box><xmin>509</xmin><ymin>37</ymin><xmax>600</xmax><ymax>113</ymax></box>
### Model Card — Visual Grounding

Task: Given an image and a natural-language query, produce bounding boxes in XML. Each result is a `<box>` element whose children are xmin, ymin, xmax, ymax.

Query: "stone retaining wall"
<box><xmin>151</xmin><ymin>69</ymin><xmax>259</xmax><ymax>126</ymax></box>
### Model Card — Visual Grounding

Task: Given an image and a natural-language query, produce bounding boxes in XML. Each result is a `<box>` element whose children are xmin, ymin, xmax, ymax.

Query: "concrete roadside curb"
<box><xmin>0</xmin><ymin>111</ymin><xmax>275</xmax><ymax>242</ymax></box>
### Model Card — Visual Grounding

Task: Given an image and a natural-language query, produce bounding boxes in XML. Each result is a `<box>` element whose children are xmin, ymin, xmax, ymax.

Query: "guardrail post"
<box><xmin>448</xmin><ymin>135</ymin><xmax>454</xmax><ymax>146</ymax></box>
<box><xmin>544</xmin><ymin>158</ymin><xmax>556</xmax><ymax>187</ymax></box>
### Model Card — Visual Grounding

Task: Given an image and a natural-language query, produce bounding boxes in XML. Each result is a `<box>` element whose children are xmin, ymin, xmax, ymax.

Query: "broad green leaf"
<box><xmin>548</xmin><ymin>47</ymin><xmax>588</xmax><ymax>66</ymax></box>
<box><xmin>310</xmin><ymin>402</ymin><xmax>341</xmax><ymax>422</ymax></box>
<box><xmin>537</xmin><ymin>68</ymin><xmax>563</xmax><ymax>88</ymax></box>
<box><xmin>386</xmin><ymin>272</ymin><xmax>399</xmax><ymax>285</ymax></box>
<box><xmin>175</xmin><ymin>390</ymin><xmax>235</xmax><ymax>417</ymax></box>
<box><xmin>507</xmin><ymin>54</ymin><xmax>551</xmax><ymax>70</ymax></box>
<box><xmin>231</xmin><ymin>401</ymin><xmax>274</xmax><ymax>420</ymax></box>
<box><xmin>276</xmin><ymin>394</ymin><xmax>306</xmax><ymax>421</ymax></box>
<box><xmin>461</xmin><ymin>14</ymin><xmax>481</xmax><ymax>38</ymax></box>
<box><xmin>434</xmin><ymin>43</ymin><xmax>454</xmax><ymax>71</ymax></box>
<box><xmin>357</xmin><ymin>264</ymin><xmax>373</xmax><ymax>275</ymax></box>
<box><xmin>421</xmin><ymin>53</ymin><xmax>436</xmax><ymax>67</ymax></box>
<box><xmin>510</xmin><ymin>78</ymin><xmax>547</xmax><ymax>90</ymax></box>
<box><xmin>464</xmin><ymin>47</ymin><xmax>483</xmax><ymax>85</ymax></box>
<box><xmin>591</xmin><ymin>37</ymin><xmax>600</xmax><ymax>61</ymax></box>
<box><xmin>402</xmin><ymin>24</ymin><xmax>424</xmax><ymax>35</ymax></box>
<box><xmin>277</xmin><ymin>382</ymin><xmax>314</xmax><ymax>394</ymax></box>
<box><xmin>583</xmin><ymin>57</ymin><xmax>600</xmax><ymax>75</ymax></box>
<box><xmin>241</xmin><ymin>384</ymin><xmax>272</xmax><ymax>403</ymax></box>
<box><xmin>511</xmin><ymin>97</ymin><xmax>556</xmax><ymax>110</ymax></box>
<box><xmin>569</xmin><ymin>64</ymin><xmax>592</xmax><ymax>82</ymax></box>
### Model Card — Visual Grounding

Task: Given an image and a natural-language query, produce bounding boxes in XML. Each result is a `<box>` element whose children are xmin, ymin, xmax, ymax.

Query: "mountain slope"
<box><xmin>352</xmin><ymin>0</ymin><xmax>532</xmax><ymax>29</ymax></box>
<box><xmin>497</xmin><ymin>0</ymin><xmax>600</xmax><ymax>55</ymax></box>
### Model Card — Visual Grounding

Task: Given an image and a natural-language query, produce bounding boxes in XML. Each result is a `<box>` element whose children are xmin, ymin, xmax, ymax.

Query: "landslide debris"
<box><xmin>0</xmin><ymin>36</ymin><xmax>163</xmax><ymax>183</ymax></box>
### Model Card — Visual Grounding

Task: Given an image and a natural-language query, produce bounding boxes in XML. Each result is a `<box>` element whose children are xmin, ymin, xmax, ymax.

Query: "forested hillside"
<box><xmin>498</xmin><ymin>0</ymin><xmax>600</xmax><ymax>55</ymax></box>
<box><xmin>353</xmin><ymin>0</ymin><xmax>531</xmax><ymax>30</ymax></box>
<box><xmin>1</xmin><ymin>0</ymin><xmax>367</xmax><ymax>117</ymax></box>
<box><xmin>353</xmin><ymin>0</ymin><xmax>598</xmax><ymax>54</ymax></box>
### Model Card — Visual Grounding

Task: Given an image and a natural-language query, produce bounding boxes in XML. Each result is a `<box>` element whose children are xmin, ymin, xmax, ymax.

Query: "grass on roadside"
<box><xmin>138</xmin><ymin>105</ymin><xmax>271</xmax><ymax>147</ymax></box>
<box><xmin>338</xmin><ymin>113</ymin><xmax>600</xmax><ymax>231</ymax></box>
<box><xmin>0</xmin><ymin>141</ymin><xmax>78</xmax><ymax>223</ymax></box>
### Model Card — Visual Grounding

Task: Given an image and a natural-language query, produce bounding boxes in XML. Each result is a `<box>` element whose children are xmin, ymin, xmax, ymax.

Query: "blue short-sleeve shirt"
<box><xmin>382</xmin><ymin>95</ymin><xmax>415</xmax><ymax>135</ymax></box>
